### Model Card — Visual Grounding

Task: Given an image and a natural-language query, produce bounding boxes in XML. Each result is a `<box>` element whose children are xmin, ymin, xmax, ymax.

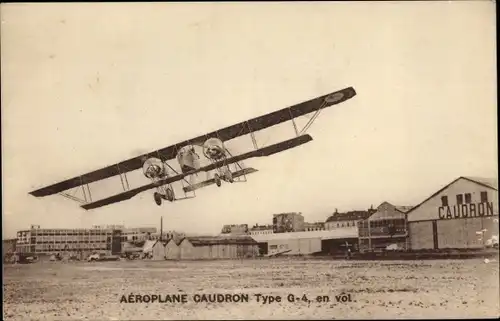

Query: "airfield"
<box><xmin>3</xmin><ymin>257</ymin><xmax>499</xmax><ymax>320</ymax></box>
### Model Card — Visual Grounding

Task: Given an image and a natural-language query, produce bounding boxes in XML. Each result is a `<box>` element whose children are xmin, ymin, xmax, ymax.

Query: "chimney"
<box><xmin>160</xmin><ymin>216</ymin><xmax>163</xmax><ymax>241</ymax></box>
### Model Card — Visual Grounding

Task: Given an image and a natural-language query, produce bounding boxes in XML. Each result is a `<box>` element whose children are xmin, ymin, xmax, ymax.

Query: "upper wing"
<box><xmin>30</xmin><ymin>86</ymin><xmax>355</xmax><ymax>197</ymax></box>
<box><xmin>81</xmin><ymin>134</ymin><xmax>312</xmax><ymax>210</ymax></box>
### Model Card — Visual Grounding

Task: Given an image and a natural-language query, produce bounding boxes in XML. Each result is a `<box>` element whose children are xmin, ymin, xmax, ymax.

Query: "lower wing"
<box><xmin>81</xmin><ymin>134</ymin><xmax>313</xmax><ymax>210</ymax></box>
<box><xmin>183</xmin><ymin>167</ymin><xmax>259</xmax><ymax>193</ymax></box>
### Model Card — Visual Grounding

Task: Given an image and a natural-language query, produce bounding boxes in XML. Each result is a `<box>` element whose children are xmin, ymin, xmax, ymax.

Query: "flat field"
<box><xmin>3</xmin><ymin>258</ymin><xmax>499</xmax><ymax>320</ymax></box>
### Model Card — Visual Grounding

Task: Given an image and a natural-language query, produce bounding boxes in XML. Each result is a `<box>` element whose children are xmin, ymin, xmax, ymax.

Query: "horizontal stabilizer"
<box><xmin>183</xmin><ymin>167</ymin><xmax>259</xmax><ymax>193</ymax></box>
<box><xmin>80</xmin><ymin>134</ymin><xmax>312</xmax><ymax>210</ymax></box>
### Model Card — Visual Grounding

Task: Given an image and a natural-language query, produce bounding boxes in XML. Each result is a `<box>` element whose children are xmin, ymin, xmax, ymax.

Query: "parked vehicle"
<box><xmin>87</xmin><ymin>253</ymin><xmax>120</xmax><ymax>262</ymax></box>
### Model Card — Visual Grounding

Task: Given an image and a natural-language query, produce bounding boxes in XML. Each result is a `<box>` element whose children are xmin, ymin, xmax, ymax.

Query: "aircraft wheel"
<box><xmin>214</xmin><ymin>174</ymin><xmax>222</xmax><ymax>187</ymax></box>
<box><xmin>154</xmin><ymin>192</ymin><xmax>162</xmax><ymax>206</ymax></box>
<box><xmin>165</xmin><ymin>188</ymin><xmax>175</xmax><ymax>202</ymax></box>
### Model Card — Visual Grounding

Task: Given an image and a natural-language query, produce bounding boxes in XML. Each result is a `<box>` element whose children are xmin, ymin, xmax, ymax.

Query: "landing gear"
<box><xmin>154</xmin><ymin>192</ymin><xmax>162</xmax><ymax>206</ymax></box>
<box><xmin>165</xmin><ymin>187</ymin><xmax>174</xmax><ymax>202</ymax></box>
<box><xmin>214</xmin><ymin>174</ymin><xmax>222</xmax><ymax>187</ymax></box>
<box><xmin>154</xmin><ymin>187</ymin><xmax>175</xmax><ymax>205</ymax></box>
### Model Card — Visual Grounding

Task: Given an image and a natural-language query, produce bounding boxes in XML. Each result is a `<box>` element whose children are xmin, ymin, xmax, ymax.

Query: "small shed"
<box><xmin>151</xmin><ymin>240</ymin><xmax>169</xmax><ymax>260</ymax></box>
<box><xmin>164</xmin><ymin>239</ymin><xmax>181</xmax><ymax>260</ymax></box>
<box><xmin>178</xmin><ymin>235</ymin><xmax>259</xmax><ymax>260</ymax></box>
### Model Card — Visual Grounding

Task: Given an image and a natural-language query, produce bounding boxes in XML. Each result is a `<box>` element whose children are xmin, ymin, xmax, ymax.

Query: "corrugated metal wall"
<box><xmin>267</xmin><ymin>238</ymin><xmax>321</xmax><ymax>255</ymax></box>
<box><xmin>179</xmin><ymin>241</ymin><xmax>195</xmax><ymax>260</ymax></box>
<box><xmin>178</xmin><ymin>241</ymin><xmax>258</xmax><ymax>260</ymax></box>
<box><xmin>409</xmin><ymin>221</ymin><xmax>434</xmax><ymax>250</ymax></box>
<box><xmin>410</xmin><ymin>216</ymin><xmax>499</xmax><ymax>250</ymax></box>
<box><xmin>437</xmin><ymin>217</ymin><xmax>498</xmax><ymax>249</ymax></box>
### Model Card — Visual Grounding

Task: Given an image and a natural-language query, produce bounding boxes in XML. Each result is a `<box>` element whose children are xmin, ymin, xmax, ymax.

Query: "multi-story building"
<box><xmin>221</xmin><ymin>224</ymin><xmax>249</xmax><ymax>235</ymax></box>
<box><xmin>273</xmin><ymin>212</ymin><xmax>305</xmax><ymax>233</ymax></box>
<box><xmin>15</xmin><ymin>225</ymin><xmax>156</xmax><ymax>256</ymax></box>
<box><xmin>324</xmin><ymin>209</ymin><xmax>376</xmax><ymax>231</ymax></box>
<box><xmin>249</xmin><ymin>224</ymin><xmax>274</xmax><ymax>235</ymax></box>
<box><xmin>304</xmin><ymin>222</ymin><xmax>325</xmax><ymax>231</ymax></box>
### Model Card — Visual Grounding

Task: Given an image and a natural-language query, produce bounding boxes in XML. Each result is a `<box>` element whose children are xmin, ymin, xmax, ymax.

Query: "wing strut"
<box><xmin>245</xmin><ymin>121</ymin><xmax>259</xmax><ymax>149</ymax></box>
<box><xmin>117</xmin><ymin>164</ymin><xmax>130</xmax><ymax>192</ymax></box>
<box><xmin>289</xmin><ymin>109</ymin><xmax>300</xmax><ymax>137</ymax></box>
<box><xmin>298</xmin><ymin>100</ymin><xmax>328</xmax><ymax>135</ymax></box>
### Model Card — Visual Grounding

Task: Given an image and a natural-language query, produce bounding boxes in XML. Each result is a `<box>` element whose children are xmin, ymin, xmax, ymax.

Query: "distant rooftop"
<box><xmin>250</xmin><ymin>224</ymin><xmax>274</xmax><ymax>231</ymax></box>
<box><xmin>325</xmin><ymin>209</ymin><xmax>376</xmax><ymax>223</ymax></box>
<box><xmin>273</xmin><ymin>212</ymin><xmax>303</xmax><ymax>217</ymax></box>
<box><xmin>182</xmin><ymin>235</ymin><xmax>258</xmax><ymax>246</ymax></box>
<box><xmin>394</xmin><ymin>205</ymin><xmax>414</xmax><ymax>213</ymax></box>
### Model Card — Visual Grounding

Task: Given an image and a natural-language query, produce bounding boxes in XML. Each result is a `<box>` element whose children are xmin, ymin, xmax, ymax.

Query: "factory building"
<box><xmin>251</xmin><ymin>229</ymin><xmax>358</xmax><ymax>256</ymax></box>
<box><xmin>178</xmin><ymin>235</ymin><xmax>259</xmax><ymax>260</ymax></box>
<box><xmin>16</xmin><ymin>225</ymin><xmax>121</xmax><ymax>255</ymax></box>
<box><xmin>358</xmin><ymin>202</ymin><xmax>413</xmax><ymax>252</ymax></box>
<box><xmin>15</xmin><ymin>225</ymin><xmax>156</xmax><ymax>256</ymax></box>
<box><xmin>249</xmin><ymin>224</ymin><xmax>274</xmax><ymax>235</ymax></box>
<box><xmin>407</xmin><ymin>176</ymin><xmax>499</xmax><ymax>250</ymax></box>
<box><xmin>273</xmin><ymin>212</ymin><xmax>305</xmax><ymax>233</ymax></box>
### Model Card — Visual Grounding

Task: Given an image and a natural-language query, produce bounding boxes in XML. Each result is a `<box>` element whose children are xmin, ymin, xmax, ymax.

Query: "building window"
<box><xmin>441</xmin><ymin>196</ymin><xmax>448</xmax><ymax>207</ymax></box>
<box><xmin>456</xmin><ymin>194</ymin><xmax>463</xmax><ymax>205</ymax></box>
<box><xmin>465</xmin><ymin>193</ymin><xmax>472</xmax><ymax>204</ymax></box>
<box><xmin>481</xmin><ymin>191</ymin><xmax>488</xmax><ymax>203</ymax></box>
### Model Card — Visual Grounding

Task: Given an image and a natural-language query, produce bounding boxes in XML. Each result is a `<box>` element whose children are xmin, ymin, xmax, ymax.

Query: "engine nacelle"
<box><xmin>203</xmin><ymin>138</ymin><xmax>225</xmax><ymax>160</ymax></box>
<box><xmin>142</xmin><ymin>157</ymin><xmax>166</xmax><ymax>179</ymax></box>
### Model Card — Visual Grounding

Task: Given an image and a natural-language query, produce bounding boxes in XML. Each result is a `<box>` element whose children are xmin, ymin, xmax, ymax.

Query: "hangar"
<box><xmin>407</xmin><ymin>176</ymin><xmax>498</xmax><ymax>250</ymax></box>
<box><xmin>358</xmin><ymin>202</ymin><xmax>413</xmax><ymax>252</ymax></box>
<box><xmin>178</xmin><ymin>235</ymin><xmax>259</xmax><ymax>260</ymax></box>
<box><xmin>251</xmin><ymin>229</ymin><xmax>358</xmax><ymax>256</ymax></box>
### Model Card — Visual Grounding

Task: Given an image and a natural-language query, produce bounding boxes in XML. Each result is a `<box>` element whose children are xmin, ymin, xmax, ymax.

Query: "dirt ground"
<box><xmin>3</xmin><ymin>257</ymin><xmax>499</xmax><ymax>320</ymax></box>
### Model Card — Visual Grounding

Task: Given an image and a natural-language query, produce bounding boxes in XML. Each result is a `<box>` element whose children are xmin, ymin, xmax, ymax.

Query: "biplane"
<box><xmin>29</xmin><ymin>86</ymin><xmax>356</xmax><ymax>210</ymax></box>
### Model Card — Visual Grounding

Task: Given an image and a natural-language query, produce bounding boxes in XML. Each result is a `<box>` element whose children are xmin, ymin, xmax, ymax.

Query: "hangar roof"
<box><xmin>463</xmin><ymin>176</ymin><xmax>498</xmax><ymax>190</ymax></box>
<box><xmin>251</xmin><ymin>228</ymin><xmax>357</xmax><ymax>243</ymax></box>
<box><xmin>406</xmin><ymin>176</ymin><xmax>498</xmax><ymax>217</ymax></box>
<box><xmin>180</xmin><ymin>235</ymin><xmax>258</xmax><ymax>246</ymax></box>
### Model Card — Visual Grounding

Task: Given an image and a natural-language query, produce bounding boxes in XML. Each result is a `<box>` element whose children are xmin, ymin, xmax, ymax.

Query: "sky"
<box><xmin>1</xmin><ymin>2</ymin><xmax>497</xmax><ymax>239</ymax></box>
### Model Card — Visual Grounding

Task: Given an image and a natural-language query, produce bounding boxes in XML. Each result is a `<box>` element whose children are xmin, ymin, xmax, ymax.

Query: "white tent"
<box><xmin>142</xmin><ymin>240</ymin><xmax>156</xmax><ymax>254</ymax></box>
